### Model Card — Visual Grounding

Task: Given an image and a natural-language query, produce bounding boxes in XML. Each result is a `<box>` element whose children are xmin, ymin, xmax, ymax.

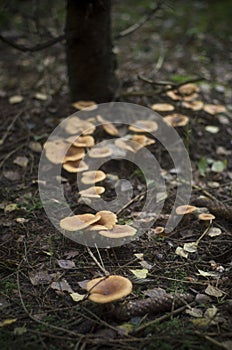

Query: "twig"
<box><xmin>116</xmin><ymin>191</ymin><xmax>147</xmax><ymax>216</ymax></box>
<box><xmin>0</xmin><ymin>33</ymin><xmax>65</xmax><ymax>52</ymax></box>
<box><xmin>114</xmin><ymin>0</ymin><xmax>164</xmax><ymax>40</ymax></box>
<box><xmin>0</xmin><ymin>111</ymin><xmax>23</xmax><ymax>146</ymax></box>
<box><xmin>86</xmin><ymin>247</ymin><xmax>109</xmax><ymax>275</ymax></box>
<box><xmin>195</xmin><ymin>331</ymin><xmax>228</xmax><ymax>349</ymax></box>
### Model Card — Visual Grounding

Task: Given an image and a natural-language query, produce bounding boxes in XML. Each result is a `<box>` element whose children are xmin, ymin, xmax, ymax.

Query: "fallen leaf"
<box><xmin>57</xmin><ymin>259</ymin><xmax>76</xmax><ymax>269</ymax></box>
<box><xmin>183</xmin><ymin>242</ymin><xmax>198</xmax><ymax>253</ymax></box>
<box><xmin>50</xmin><ymin>279</ymin><xmax>74</xmax><ymax>293</ymax></box>
<box><xmin>139</xmin><ymin>260</ymin><xmax>153</xmax><ymax>270</ymax></box>
<box><xmin>204</xmin><ymin>305</ymin><xmax>218</xmax><ymax>319</ymax></box>
<box><xmin>205</xmin><ymin>125</ymin><xmax>219</xmax><ymax>134</ymax></box>
<box><xmin>29</xmin><ymin>141</ymin><xmax>42</xmax><ymax>153</ymax></box>
<box><xmin>208</xmin><ymin>227</ymin><xmax>222</xmax><ymax>237</ymax></box>
<box><xmin>175</xmin><ymin>246</ymin><xmax>189</xmax><ymax>259</ymax></box>
<box><xmin>13</xmin><ymin>156</ymin><xmax>29</xmax><ymax>168</ymax></box>
<box><xmin>70</xmin><ymin>292</ymin><xmax>85</xmax><ymax>302</ymax></box>
<box><xmin>4</xmin><ymin>203</ymin><xmax>18</xmax><ymax>213</ymax></box>
<box><xmin>3</xmin><ymin>170</ymin><xmax>21</xmax><ymax>181</ymax></box>
<box><xmin>0</xmin><ymin>318</ymin><xmax>17</xmax><ymax>327</ymax></box>
<box><xmin>186</xmin><ymin>307</ymin><xmax>203</xmax><ymax>318</ymax></box>
<box><xmin>117</xmin><ymin>322</ymin><xmax>134</xmax><ymax>335</ymax></box>
<box><xmin>205</xmin><ymin>284</ymin><xmax>223</xmax><ymax>297</ymax></box>
<box><xmin>13</xmin><ymin>326</ymin><xmax>27</xmax><ymax>335</ymax></box>
<box><xmin>63</xmin><ymin>250</ymin><xmax>79</xmax><ymax>259</ymax></box>
<box><xmin>197</xmin><ymin>269</ymin><xmax>219</xmax><ymax>278</ymax></box>
<box><xmin>29</xmin><ymin>270</ymin><xmax>60</xmax><ymax>286</ymax></box>
<box><xmin>195</xmin><ymin>293</ymin><xmax>212</xmax><ymax>304</ymax></box>
<box><xmin>130</xmin><ymin>268</ymin><xmax>148</xmax><ymax>279</ymax></box>
<box><xmin>211</xmin><ymin>160</ymin><xmax>226</xmax><ymax>173</ymax></box>
<box><xmin>9</xmin><ymin>95</ymin><xmax>23</xmax><ymax>104</ymax></box>
<box><xmin>77</xmin><ymin>280</ymin><xmax>89</xmax><ymax>290</ymax></box>
<box><xmin>134</xmin><ymin>253</ymin><xmax>144</xmax><ymax>260</ymax></box>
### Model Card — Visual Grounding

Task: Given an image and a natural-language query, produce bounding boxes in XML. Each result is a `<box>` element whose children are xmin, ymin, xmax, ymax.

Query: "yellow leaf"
<box><xmin>70</xmin><ymin>292</ymin><xmax>85</xmax><ymax>302</ymax></box>
<box><xmin>130</xmin><ymin>268</ymin><xmax>148</xmax><ymax>279</ymax></box>
<box><xmin>0</xmin><ymin>318</ymin><xmax>17</xmax><ymax>327</ymax></box>
<box><xmin>4</xmin><ymin>203</ymin><xmax>18</xmax><ymax>213</ymax></box>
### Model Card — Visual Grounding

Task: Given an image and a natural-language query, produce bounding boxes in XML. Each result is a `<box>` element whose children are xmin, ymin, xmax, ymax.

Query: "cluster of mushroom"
<box><xmin>60</xmin><ymin>210</ymin><xmax>137</xmax><ymax>238</ymax></box>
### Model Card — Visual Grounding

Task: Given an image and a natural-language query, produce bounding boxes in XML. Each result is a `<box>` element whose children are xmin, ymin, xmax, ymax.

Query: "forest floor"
<box><xmin>0</xmin><ymin>1</ymin><xmax>232</xmax><ymax>349</ymax></box>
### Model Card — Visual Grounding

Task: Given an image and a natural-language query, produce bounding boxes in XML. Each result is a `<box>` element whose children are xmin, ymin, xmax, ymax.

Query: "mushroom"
<box><xmin>60</xmin><ymin>213</ymin><xmax>101</xmax><ymax>231</ymax></box>
<box><xmin>79</xmin><ymin>186</ymin><xmax>105</xmax><ymax>198</ymax></box>
<box><xmin>98</xmin><ymin>224</ymin><xmax>137</xmax><ymax>238</ymax></box>
<box><xmin>150</xmin><ymin>103</ymin><xmax>175</xmax><ymax>112</ymax></box>
<box><xmin>44</xmin><ymin>139</ymin><xmax>69</xmax><ymax>164</ymax></box>
<box><xmin>95</xmin><ymin>210</ymin><xmax>117</xmax><ymax>229</ymax></box>
<box><xmin>163</xmin><ymin>114</ymin><xmax>189</xmax><ymax>127</ymax></box>
<box><xmin>86</xmin><ymin>275</ymin><xmax>132</xmax><ymax>303</ymax></box>
<box><xmin>178</xmin><ymin>83</ymin><xmax>199</xmax><ymax>96</ymax></box>
<box><xmin>81</xmin><ymin>170</ymin><xmax>106</xmax><ymax>185</ymax></box>
<box><xmin>198</xmin><ymin>213</ymin><xmax>215</xmax><ymax>222</ymax></box>
<box><xmin>176</xmin><ymin>205</ymin><xmax>197</xmax><ymax>224</ymax></box>
<box><xmin>64</xmin><ymin>116</ymin><xmax>96</xmax><ymax>135</ymax></box>
<box><xmin>72</xmin><ymin>100</ymin><xmax>97</xmax><ymax>111</ymax></box>
<box><xmin>115</xmin><ymin>138</ymin><xmax>142</xmax><ymax>153</ymax></box>
<box><xmin>131</xmin><ymin>134</ymin><xmax>155</xmax><ymax>147</ymax></box>
<box><xmin>63</xmin><ymin>146</ymin><xmax>85</xmax><ymax>162</ymax></box>
<box><xmin>88</xmin><ymin>146</ymin><xmax>112</xmax><ymax>158</ymax></box>
<box><xmin>63</xmin><ymin>159</ymin><xmax>89</xmax><ymax>173</ymax></box>
<box><xmin>128</xmin><ymin>120</ymin><xmax>158</xmax><ymax>133</ymax></box>
<box><xmin>203</xmin><ymin>104</ymin><xmax>227</xmax><ymax>115</ymax></box>
<box><xmin>182</xmin><ymin>100</ymin><xmax>204</xmax><ymax>111</ymax></box>
<box><xmin>67</xmin><ymin>135</ymin><xmax>95</xmax><ymax>148</ymax></box>
<box><xmin>97</xmin><ymin>115</ymin><xmax>119</xmax><ymax>136</ymax></box>
<box><xmin>153</xmin><ymin>226</ymin><xmax>165</xmax><ymax>235</ymax></box>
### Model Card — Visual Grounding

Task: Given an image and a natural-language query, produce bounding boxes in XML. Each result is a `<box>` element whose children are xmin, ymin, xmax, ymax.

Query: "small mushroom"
<box><xmin>176</xmin><ymin>205</ymin><xmax>197</xmax><ymax>215</ymax></box>
<box><xmin>128</xmin><ymin>120</ymin><xmax>158</xmax><ymax>133</ymax></box>
<box><xmin>163</xmin><ymin>114</ymin><xmax>189</xmax><ymax>127</ymax></box>
<box><xmin>63</xmin><ymin>146</ymin><xmax>85</xmax><ymax>162</ymax></box>
<box><xmin>79</xmin><ymin>186</ymin><xmax>105</xmax><ymax>198</ymax></box>
<box><xmin>97</xmin><ymin>115</ymin><xmax>119</xmax><ymax>136</ymax></box>
<box><xmin>182</xmin><ymin>100</ymin><xmax>204</xmax><ymax>111</ymax></box>
<box><xmin>86</xmin><ymin>275</ymin><xmax>132</xmax><ymax>303</ymax></box>
<box><xmin>203</xmin><ymin>104</ymin><xmax>227</xmax><ymax>115</ymax></box>
<box><xmin>88</xmin><ymin>146</ymin><xmax>112</xmax><ymax>158</ymax></box>
<box><xmin>72</xmin><ymin>100</ymin><xmax>97</xmax><ymax>111</ymax></box>
<box><xmin>115</xmin><ymin>138</ymin><xmax>142</xmax><ymax>153</ymax></box>
<box><xmin>64</xmin><ymin>116</ymin><xmax>96</xmax><ymax>135</ymax></box>
<box><xmin>178</xmin><ymin>83</ymin><xmax>199</xmax><ymax>96</ymax></box>
<box><xmin>81</xmin><ymin>170</ymin><xmax>106</xmax><ymax>185</ymax></box>
<box><xmin>63</xmin><ymin>159</ymin><xmax>89</xmax><ymax>173</ymax></box>
<box><xmin>153</xmin><ymin>226</ymin><xmax>165</xmax><ymax>235</ymax></box>
<box><xmin>67</xmin><ymin>135</ymin><xmax>95</xmax><ymax>148</ymax></box>
<box><xmin>150</xmin><ymin>103</ymin><xmax>175</xmax><ymax>112</ymax></box>
<box><xmin>60</xmin><ymin>213</ymin><xmax>101</xmax><ymax>231</ymax></box>
<box><xmin>95</xmin><ymin>210</ymin><xmax>117</xmax><ymax>229</ymax></box>
<box><xmin>44</xmin><ymin>139</ymin><xmax>69</xmax><ymax>164</ymax></box>
<box><xmin>198</xmin><ymin>213</ymin><xmax>215</xmax><ymax>222</ymax></box>
<box><xmin>131</xmin><ymin>134</ymin><xmax>155</xmax><ymax>147</ymax></box>
<box><xmin>98</xmin><ymin>224</ymin><xmax>137</xmax><ymax>238</ymax></box>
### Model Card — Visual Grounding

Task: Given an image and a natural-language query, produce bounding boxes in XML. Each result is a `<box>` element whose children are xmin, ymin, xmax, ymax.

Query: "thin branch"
<box><xmin>0</xmin><ymin>33</ymin><xmax>65</xmax><ymax>52</ymax></box>
<box><xmin>114</xmin><ymin>0</ymin><xmax>164</xmax><ymax>40</ymax></box>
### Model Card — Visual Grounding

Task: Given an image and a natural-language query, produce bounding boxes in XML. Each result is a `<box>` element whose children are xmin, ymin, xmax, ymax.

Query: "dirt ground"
<box><xmin>0</xmin><ymin>1</ymin><xmax>232</xmax><ymax>349</ymax></box>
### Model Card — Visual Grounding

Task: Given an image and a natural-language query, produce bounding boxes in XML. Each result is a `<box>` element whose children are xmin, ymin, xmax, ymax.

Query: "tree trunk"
<box><xmin>65</xmin><ymin>0</ymin><xmax>118</xmax><ymax>103</ymax></box>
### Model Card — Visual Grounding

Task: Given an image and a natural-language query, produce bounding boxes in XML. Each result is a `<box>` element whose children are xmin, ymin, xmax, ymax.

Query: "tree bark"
<box><xmin>65</xmin><ymin>0</ymin><xmax>118</xmax><ymax>103</ymax></box>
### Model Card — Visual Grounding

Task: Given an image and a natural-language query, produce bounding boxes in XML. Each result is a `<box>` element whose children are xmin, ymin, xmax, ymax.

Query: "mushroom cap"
<box><xmin>98</xmin><ymin>224</ymin><xmax>137</xmax><ymax>238</ymax></box>
<box><xmin>63</xmin><ymin>146</ymin><xmax>85</xmax><ymax>162</ymax></box>
<box><xmin>178</xmin><ymin>83</ymin><xmax>199</xmax><ymax>96</ymax></box>
<box><xmin>72</xmin><ymin>100</ymin><xmax>97</xmax><ymax>111</ymax></box>
<box><xmin>88</xmin><ymin>146</ymin><xmax>112</xmax><ymax>158</ymax></box>
<box><xmin>60</xmin><ymin>213</ymin><xmax>101</xmax><ymax>231</ymax></box>
<box><xmin>67</xmin><ymin>135</ymin><xmax>95</xmax><ymax>148</ymax></box>
<box><xmin>131</xmin><ymin>134</ymin><xmax>155</xmax><ymax>147</ymax></box>
<box><xmin>176</xmin><ymin>205</ymin><xmax>197</xmax><ymax>215</ymax></box>
<box><xmin>115</xmin><ymin>138</ymin><xmax>142</xmax><ymax>153</ymax></box>
<box><xmin>79</xmin><ymin>186</ymin><xmax>105</xmax><ymax>198</ymax></box>
<box><xmin>44</xmin><ymin>139</ymin><xmax>69</xmax><ymax>164</ymax></box>
<box><xmin>96</xmin><ymin>210</ymin><xmax>117</xmax><ymax>229</ymax></box>
<box><xmin>86</xmin><ymin>275</ymin><xmax>132</xmax><ymax>303</ymax></box>
<box><xmin>64</xmin><ymin>116</ymin><xmax>96</xmax><ymax>135</ymax></box>
<box><xmin>129</xmin><ymin>120</ymin><xmax>158</xmax><ymax>133</ymax></box>
<box><xmin>153</xmin><ymin>226</ymin><xmax>165</xmax><ymax>234</ymax></box>
<box><xmin>97</xmin><ymin>115</ymin><xmax>119</xmax><ymax>136</ymax></box>
<box><xmin>63</xmin><ymin>159</ymin><xmax>89</xmax><ymax>173</ymax></box>
<box><xmin>163</xmin><ymin>114</ymin><xmax>189</xmax><ymax>127</ymax></box>
<box><xmin>150</xmin><ymin>103</ymin><xmax>175</xmax><ymax>112</ymax></box>
<box><xmin>198</xmin><ymin>213</ymin><xmax>215</xmax><ymax>221</ymax></box>
<box><xmin>81</xmin><ymin>170</ymin><xmax>106</xmax><ymax>185</ymax></box>
<box><xmin>203</xmin><ymin>104</ymin><xmax>227</xmax><ymax>115</ymax></box>
<box><xmin>182</xmin><ymin>100</ymin><xmax>204</xmax><ymax>111</ymax></box>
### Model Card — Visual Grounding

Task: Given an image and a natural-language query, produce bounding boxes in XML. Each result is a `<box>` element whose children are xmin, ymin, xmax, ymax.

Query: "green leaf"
<box><xmin>211</xmin><ymin>160</ymin><xmax>226</xmax><ymax>172</ymax></box>
<box><xmin>197</xmin><ymin>157</ymin><xmax>207</xmax><ymax>176</ymax></box>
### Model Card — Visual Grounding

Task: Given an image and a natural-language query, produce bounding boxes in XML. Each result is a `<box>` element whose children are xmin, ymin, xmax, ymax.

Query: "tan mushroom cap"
<box><xmin>79</xmin><ymin>186</ymin><xmax>105</xmax><ymax>198</ymax></box>
<box><xmin>60</xmin><ymin>213</ymin><xmax>101</xmax><ymax>231</ymax></box>
<box><xmin>131</xmin><ymin>134</ymin><xmax>155</xmax><ymax>147</ymax></box>
<box><xmin>98</xmin><ymin>224</ymin><xmax>137</xmax><ymax>238</ymax></box>
<box><xmin>64</xmin><ymin>116</ymin><xmax>96</xmax><ymax>135</ymax></box>
<box><xmin>72</xmin><ymin>100</ymin><xmax>97</xmax><ymax>111</ymax></box>
<box><xmin>63</xmin><ymin>146</ymin><xmax>85</xmax><ymax>162</ymax></box>
<box><xmin>163</xmin><ymin>114</ymin><xmax>189</xmax><ymax>127</ymax></box>
<box><xmin>96</xmin><ymin>210</ymin><xmax>117</xmax><ymax>229</ymax></box>
<box><xmin>150</xmin><ymin>103</ymin><xmax>175</xmax><ymax>112</ymax></box>
<box><xmin>63</xmin><ymin>159</ymin><xmax>89</xmax><ymax>173</ymax></box>
<box><xmin>115</xmin><ymin>138</ymin><xmax>142</xmax><ymax>153</ymax></box>
<box><xmin>44</xmin><ymin>139</ymin><xmax>69</xmax><ymax>164</ymax></box>
<box><xmin>153</xmin><ymin>226</ymin><xmax>165</xmax><ymax>234</ymax></box>
<box><xmin>86</xmin><ymin>275</ymin><xmax>132</xmax><ymax>303</ymax></box>
<box><xmin>97</xmin><ymin>115</ymin><xmax>119</xmax><ymax>136</ymax></box>
<box><xmin>67</xmin><ymin>135</ymin><xmax>95</xmax><ymax>148</ymax></box>
<box><xmin>178</xmin><ymin>83</ymin><xmax>199</xmax><ymax>96</ymax></box>
<box><xmin>88</xmin><ymin>146</ymin><xmax>112</xmax><ymax>158</ymax></box>
<box><xmin>198</xmin><ymin>213</ymin><xmax>215</xmax><ymax>221</ymax></box>
<box><xmin>182</xmin><ymin>100</ymin><xmax>204</xmax><ymax>111</ymax></box>
<box><xmin>129</xmin><ymin>120</ymin><xmax>158</xmax><ymax>133</ymax></box>
<box><xmin>203</xmin><ymin>104</ymin><xmax>227</xmax><ymax>115</ymax></box>
<box><xmin>176</xmin><ymin>205</ymin><xmax>197</xmax><ymax>215</ymax></box>
<box><xmin>166</xmin><ymin>90</ymin><xmax>181</xmax><ymax>101</ymax></box>
<box><xmin>81</xmin><ymin>170</ymin><xmax>106</xmax><ymax>184</ymax></box>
